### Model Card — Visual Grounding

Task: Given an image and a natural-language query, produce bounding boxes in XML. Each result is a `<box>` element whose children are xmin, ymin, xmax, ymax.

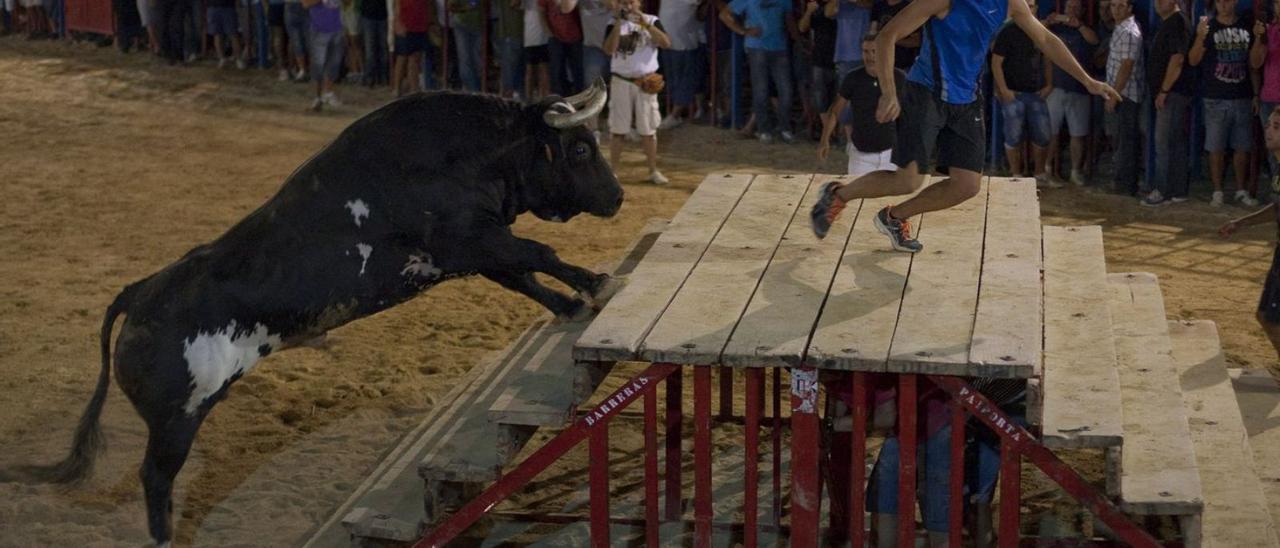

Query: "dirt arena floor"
<box><xmin>0</xmin><ymin>35</ymin><xmax>1275</xmax><ymax>547</ymax></box>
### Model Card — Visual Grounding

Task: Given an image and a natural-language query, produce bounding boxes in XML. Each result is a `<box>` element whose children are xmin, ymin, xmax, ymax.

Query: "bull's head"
<box><xmin>527</xmin><ymin>79</ymin><xmax>624</xmax><ymax>222</ymax></box>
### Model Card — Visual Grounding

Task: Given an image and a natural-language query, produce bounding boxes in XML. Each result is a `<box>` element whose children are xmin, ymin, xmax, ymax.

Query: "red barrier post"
<box><xmin>789</xmin><ymin>365</ymin><xmax>821</xmax><ymax>547</ymax></box>
<box><xmin>589</xmin><ymin>421</ymin><xmax>610</xmax><ymax>547</ymax></box>
<box><xmin>897</xmin><ymin>374</ymin><xmax>918</xmax><ymax>548</ymax></box>
<box><xmin>850</xmin><ymin>372</ymin><xmax>868</xmax><ymax>548</ymax></box>
<box><xmin>999</xmin><ymin>438</ymin><xmax>1021</xmax><ymax>548</ymax></box>
<box><xmin>694</xmin><ymin>365</ymin><xmax>713</xmax><ymax>547</ymax></box>
<box><xmin>644</xmin><ymin>386</ymin><xmax>659</xmax><ymax>547</ymax></box>
<box><xmin>665</xmin><ymin>367</ymin><xmax>683</xmax><ymax>521</ymax></box>
<box><xmin>744</xmin><ymin>367</ymin><xmax>762</xmax><ymax>548</ymax></box>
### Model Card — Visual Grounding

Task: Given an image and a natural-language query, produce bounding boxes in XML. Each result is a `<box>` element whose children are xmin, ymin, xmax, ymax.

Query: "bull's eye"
<box><xmin>573</xmin><ymin>142</ymin><xmax>590</xmax><ymax>162</ymax></box>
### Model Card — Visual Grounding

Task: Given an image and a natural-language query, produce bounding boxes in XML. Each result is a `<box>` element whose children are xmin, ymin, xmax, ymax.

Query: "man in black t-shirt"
<box><xmin>1142</xmin><ymin>0</ymin><xmax>1194</xmax><ymax>206</ymax></box>
<box><xmin>992</xmin><ymin>0</ymin><xmax>1053</xmax><ymax>186</ymax></box>
<box><xmin>868</xmin><ymin>0</ymin><xmax>919</xmax><ymax>70</ymax></box>
<box><xmin>816</xmin><ymin>32</ymin><xmax>905</xmax><ymax>176</ymax></box>
<box><xmin>1190</xmin><ymin>0</ymin><xmax>1259</xmax><ymax>207</ymax></box>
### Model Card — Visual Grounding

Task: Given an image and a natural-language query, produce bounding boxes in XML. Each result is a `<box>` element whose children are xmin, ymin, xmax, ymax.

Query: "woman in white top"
<box><xmin>602</xmin><ymin>0</ymin><xmax>671</xmax><ymax>184</ymax></box>
<box><xmin>523</xmin><ymin>0</ymin><xmax>552</xmax><ymax>99</ymax></box>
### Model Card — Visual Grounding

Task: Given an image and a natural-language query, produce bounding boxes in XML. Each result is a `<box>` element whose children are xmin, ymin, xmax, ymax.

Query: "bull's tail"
<box><xmin>3</xmin><ymin>288</ymin><xmax>131</xmax><ymax>485</ymax></box>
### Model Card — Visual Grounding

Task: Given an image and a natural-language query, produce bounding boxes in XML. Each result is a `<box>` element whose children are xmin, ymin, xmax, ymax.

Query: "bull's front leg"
<box><xmin>481</xmin><ymin>270</ymin><xmax>591</xmax><ymax>320</ymax></box>
<box><xmin>474</xmin><ymin>230</ymin><xmax>619</xmax><ymax>305</ymax></box>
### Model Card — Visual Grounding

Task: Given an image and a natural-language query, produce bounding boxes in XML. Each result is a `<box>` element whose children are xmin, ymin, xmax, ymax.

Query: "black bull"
<box><xmin>4</xmin><ymin>82</ymin><xmax>623</xmax><ymax>547</ymax></box>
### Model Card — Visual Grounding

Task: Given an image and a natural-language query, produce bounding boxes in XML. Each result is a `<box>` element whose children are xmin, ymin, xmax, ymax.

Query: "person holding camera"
<box><xmin>603</xmin><ymin>0</ymin><xmax>672</xmax><ymax>185</ymax></box>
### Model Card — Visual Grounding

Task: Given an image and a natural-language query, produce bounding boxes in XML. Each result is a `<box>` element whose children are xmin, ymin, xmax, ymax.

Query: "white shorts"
<box><xmin>847</xmin><ymin>144</ymin><xmax>896</xmax><ymax>177</ymax></box>
<box><xmin>609</xmin><ymin>77</ymin><xmax>661</xmax><ymax>137</ymax></box>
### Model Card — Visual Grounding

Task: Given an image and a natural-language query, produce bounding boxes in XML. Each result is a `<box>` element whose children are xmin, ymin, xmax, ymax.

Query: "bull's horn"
<box><xmin>543</xmin><ymin>80</ymin><xmax>608</xmax><ymax>129</ymax></box>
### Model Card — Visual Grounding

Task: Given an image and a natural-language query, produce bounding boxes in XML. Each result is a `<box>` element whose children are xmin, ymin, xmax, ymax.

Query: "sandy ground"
<box><xmin>0</xmin><ymin>35</ymin><xmax>1275</xmax><ymax>547</ymax></box>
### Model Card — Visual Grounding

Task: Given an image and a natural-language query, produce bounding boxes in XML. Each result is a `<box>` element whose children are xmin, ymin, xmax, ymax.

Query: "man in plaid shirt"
<box><xmin>1105</xmin><ymin>0</ymin><xmax>1144</xmax><ymax>196</ymax></box>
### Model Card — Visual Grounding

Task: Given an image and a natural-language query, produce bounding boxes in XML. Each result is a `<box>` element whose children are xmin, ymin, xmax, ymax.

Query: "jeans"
<box><xmin>283</xmin><ymin>2</ymin><xmax>309</xmax><ymax>63</ymax></box>
<box><xmin>498</xmin><ymin>35</ymin><xmax>525</xmax><ymax>94</ymax></box>
<box><xmin>583</xmin><ymin>45</ymin><xmax>610</xmax><ymax>87</ymax></box>
<box><xmin>155</xmin><ymin>0</ymin><xmax>189</xmax><ymax>61</ymax></box>
<box><xmin>360</xmin><ymin>17</ymin><xmax>387</xmax><ymax>84</ymax></box>
<box><xmin>451</xmin><ymin>25</ymin><xmax>483</xmax><ymax>91</ymax></box>
<box><xmin>548</xmin><ymin>38</ymin><xmax>584</xmax><ymax>96</ymax></box>
<box><xmin>746</xmin><ymin>47</ymin><xmax>793</xmax><ymax>135</ymax></box>
<box><xmin>1113</xmin><ymin>98</ymin><xmax>1141</xmax><ymax>194</ymax></box>
<box><xmin>182</xmin><ymin>0</ymin><xmax>201</xmax><ymax>57</ymax></box>
<box><xmin>811</xmin><ymin>65</ymin><xmax>835</xmax><ymax>117</ymax></box>
<box><xmin>663</xmin><ymin>48</ymin><xmax>700</xmax><ymax>106</ymax></box>
<box><xmin>1154</xmin><ymin>92</ymin><xmax>1191</xmax><ymax>199</ymax></box>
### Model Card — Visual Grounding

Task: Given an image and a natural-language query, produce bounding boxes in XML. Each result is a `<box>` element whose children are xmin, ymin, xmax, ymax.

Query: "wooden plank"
<box><xmin>489</xmin><ymin>219</ymin><xmax>668</xmax><ymax>427</ymax></box>
<box><xmin>639</xmin><ymin>174</ymin><xmax>813</xmax><ymax>365</ymax></box>
<box><xmin>1169</xmin><ymin>320</ymin><xmax>1278</xmax><ymax>547</ymax></box>
<box><xmin>574</xmin><ymin>173</ymin><xmax>754</xmax><ymax>362</ymax></box>
<box><xmin>885</xmin><ymin>178</ymin><xmax>991</xmax><ymax>375</ymax></box>
<box><xmin>721</xmin><ymin>175</ymin><xmax>861</xmax><ymax>368</ymax></box>
<box><xmin>969</xmin><ymin>178</ymin><xmax>1042</xmax><ymax>376</ymax></box>
<box><xmin>1040</xmin><ymin>225</ymin><xmax>1124</xmax><ymax>448</ymax></box>
<box><xmin>1230</xmin><ymin>368</ymin><xmax>1280</xmax><ymax>537</ymax></box>
<box><xmin>1108</xmin><ymin>272</ymin><xmax>1203</xmax><ymax>515</ymax></box>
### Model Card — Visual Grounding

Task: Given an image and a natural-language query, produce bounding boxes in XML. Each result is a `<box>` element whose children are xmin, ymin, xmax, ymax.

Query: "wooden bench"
<box><xmin>1106</xmin><ymin>273</ymin><xmax>1203</xmax><ymax>525</ymax></box>
<box><xmin>1169</xmin><ymin>320</ymin><xmax>1278</xmax><ymax>547</ymax></box>
<box><xmin>1039</xmin><ymin>226</ymin><xmax>1123</xmax><ymax>448</ymax></box>
<box><xmin>1231</xmin><ymin>367</ymin><xmax>1280</xmax><ymax>542</ymax></box>
<box><xmin>297</xmin><ymin>219</ymin><xmax>668</xmax><ymax>547</ymax></box>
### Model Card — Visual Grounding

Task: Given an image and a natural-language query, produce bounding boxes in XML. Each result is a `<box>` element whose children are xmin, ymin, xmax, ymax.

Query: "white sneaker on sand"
<box><xmin>648</xmin><ymin>170</ymin><xmax>669</xmax><ymax>185</ymax></box>
<box><xmin>322</xmin><ymin>91</ymin><xmax>341</xmax><ymax>107</ymax></box>
<box><xmin>1236</xmin><ymin>189</ymin><xmax>1259</xmax><ymax>206</ymax></box>
<box><xmin>235</xmin><ymin>58</ymin><xmax>247</xmax><ymax>70</ymax></box>
<box><xmin>278</xmin><ymin>69</ymin><xmax>290</xmax><ymax>81</ymax></box>
<box><xmin>658</xmin><ymin>114</ymin><xmax>683</xmax><ymax>130</ymax></box>
<box><xmin>1035</xmin><ymin>174</ymin><xmax>1063</xmax><ymax>189</ymax></box>
<box><xmin>217</xmin><ymin>57</ymin><xmax>227</xmax><ymax>69</ymax></box>
<box><xmin>310</xmin><ymin>97</ymin><xmax>323</xmax><ymax>112</ymax></box>
<box><xmin>1070</xmin><ymin>169</ymin><xmax>1086</xmax><ymax>186</ymax></box>
<box><xmin>1211</xmin><ymin>190</ymin><xmax>1224</xmax><ymax>207</ymax></box>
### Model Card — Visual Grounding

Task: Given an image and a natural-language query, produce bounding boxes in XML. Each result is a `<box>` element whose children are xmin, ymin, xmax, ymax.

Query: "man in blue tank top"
<box><xmin>810</xmin><ymin>0</ymin><xmax>1122</xmax><ymax>252</ymax></box>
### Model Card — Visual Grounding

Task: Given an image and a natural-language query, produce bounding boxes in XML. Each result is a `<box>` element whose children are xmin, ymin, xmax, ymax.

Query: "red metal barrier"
<box><xmin>64</xmin><ymin>0</ymin><xmax>114</xmax><ymax>36</ymax></box>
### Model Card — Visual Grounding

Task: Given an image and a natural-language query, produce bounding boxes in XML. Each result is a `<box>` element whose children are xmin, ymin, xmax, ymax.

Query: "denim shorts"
<box><xmin>284</xmin><ymin>2</ymin><xmax>310</xmax><ymax>57</ymax></box>
<box><xmin>206</xmin><ymin>6</ymin><xmax>238</xmax><ymax>37</ymax></box>
<box><xmin>310</xmin><ymin>30</ymin><xmax>346</xmax><ymax>82</ymax></box>
<box><xmin>395</xmin><ymin>31</ymin><xmax>426</xmax><ymax>55</ymax></box>
<box><xmin>1000</xmin><ymin>91</ymin><xmax>1051</xmax><ymax>148</ymax></box>
<box><xmin>1046</xmin><ymin>88</ymin><xmax>1090</xmax><ymax>138</ymax></box>
<box><xmin>1204</xmin><ymin>97</ymin><xmax>1255</xmax><ymax>152</ymax></box>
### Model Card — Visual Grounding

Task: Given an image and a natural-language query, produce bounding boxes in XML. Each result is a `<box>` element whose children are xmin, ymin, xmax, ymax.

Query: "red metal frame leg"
<box><xmin>925</xmin><ymin>375</ymin><xmax>1161</xmax><ymax>548</ymax></box>
<box><xmin>719</xmin><ymin>366</ymin><xmax>733</xmax><ymax>419</ymax></box>
<box><xmin>645</xmin><ymin>385</ymin><xmax>659</xmax><ymax>547</ymax></box>
<box><xmin>694</xmin><ymin>366</ymin><xmax>713</xmax><ymax>547</ymax></box>
<box><xmin>772</xmin><ymin>367</ymin><xmax>782</xmax><ymax>524</ymax></box>
<box><xmin>665</xmin><ymin>368</ymin><xmax>684</xmax><ymax>522</ymax></box>
<box><xmin>998</xmin><ymin>437</ymin><xmax>1020</xmax><ymax>548</ymax></box>
<box><xmin>789</xmin><ymin>366</ymin><xmax>821</xmax><ymax>548</ymax></box>
<box><xmin>898</xmin><ymin>374</ymin><xmax>918</xmax><ymax>548</ymax></box>
<box><xmin>744</xmin><ymin>368</ymin><xmax>762</xmax><ymax>548</ymax></box>
<box><xmin>590</xmin><ymin>420</ymin><xmax>610</xmax><ymax>548</ymax></box>
<box><xmin>850</xmin><ymin>372</ymin><xmax>868</xmax><ymax>548</ymax></box>
<box><xmin>949</xmin><ymin>399</ymin><xmax>965</xmax><ymax>548</ymax></box>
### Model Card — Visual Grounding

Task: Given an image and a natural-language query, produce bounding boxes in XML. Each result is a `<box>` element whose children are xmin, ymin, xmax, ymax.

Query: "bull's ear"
<box><xmin>544</xmin><ymin>144</ymin><xmax>554</xmax><ymax>162</ymax></box>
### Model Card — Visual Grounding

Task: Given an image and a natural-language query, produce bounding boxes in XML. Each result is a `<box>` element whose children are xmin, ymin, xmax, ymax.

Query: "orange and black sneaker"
<box><xmin>873</xmin><ymin>205</ymin><xmax>923</xmax><ymax>253</ymax></box>
<box><xmin>810</xmin><ymin>181</ymin><xmax>847</xmax><ymax>239</ymax></box>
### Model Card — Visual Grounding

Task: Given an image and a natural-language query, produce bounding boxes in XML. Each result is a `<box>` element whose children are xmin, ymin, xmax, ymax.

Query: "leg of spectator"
<box><xmin>1234</xmin><ymin>150</ymin><xmax>1251</xmax><ymax>195</ymax></box>
<box><xmin>546</xmin><ymin>38</ymin><xmax>565</xmax><ymax>96</ymax></box>
<box><xmin>1114</xmin><ymin>99</ymin><xmax>1139</xmax><ymax>194</ymax></box>
<box><xmin>771</xmin><ymin>49</ymin><xmax>793</xmax><ymax>139</ymax></box>
<box><xmin>567</xmin><ymin>40</ymin><xmax>583</xmax><ymax>95</ymax></box>
<box><xmin>746</xmin><ymin>48</ymin><xmax>771</xmax><ymax>139</ymax></box>
<box><xmin>1166</xmin><ymin>93</ymin><xmax>1191</xmax><ymax>199</ymax></box>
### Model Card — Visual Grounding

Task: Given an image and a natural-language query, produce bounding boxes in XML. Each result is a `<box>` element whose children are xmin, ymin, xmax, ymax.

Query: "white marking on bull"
<box><xmin>356</xmin><ymin>243</ymin><xmax>372</xmax><ymax>276</ymax></box>
<box><xmin>344</xmin><ymin>199</ymin><xmax>370</xmax><ymax>227</ymax></box>
<box><xmin>401</xmin><ymin>253</ymin><xmax>442</xmax><ymax>279</ymax></box>
<box><xmin>182</xmin><ymin>320</ymin><xmax>282</xmax><ymax>414</ymax></box>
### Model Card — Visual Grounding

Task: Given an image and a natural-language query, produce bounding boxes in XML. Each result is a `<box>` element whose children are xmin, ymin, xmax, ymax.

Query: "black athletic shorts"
<box><xmin>1260</xmin><ymin>245</ymin><xmax>1280</xmax><ymax>324</ymax></box>
<box><xmin>395</xmin><ymin>32</ymin><xmax>427</xmax><ymax>55</ymax></box>
<box><xmin>268</xmin><ymin>3</ymin><xmax>284</xmax><ymax>27</ymax></box>
<box><xmin>891</xmin><ymin>80</ymin><xmax>986</xmax><ymax>175</ymax></box>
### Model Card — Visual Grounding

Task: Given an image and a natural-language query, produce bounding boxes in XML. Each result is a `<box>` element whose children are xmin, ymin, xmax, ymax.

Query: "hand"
<box><xmin>817</xmin><ymin>112</ymin><xmax>834</xmax><ymax>160</ymax></box>
<box><xmin>1155</xmin><ymin>91</ymin><xmax>1166</xmax><ymax>110</ymax></box>
<box><xmin>1038</xmin><ymin>85</ymin><xmax>1053</xmax><ymax>99</ymax></box>
<box><xmin>817</xmin><ymin>138</ymin><xmax>831</xmax><ymax>161</ymax></box>
<box><xmin>744</xmin><ymin>26</ymin><xmax>763</xmax><ymax>37</ymax></box>
<box><xmin>1197</xmin><ymin>15</ymin><xmax>1209</xmax><ymax>37</ymax></box>
<box><xmin>876</xmin><ymin>91</ymin><xmax>900</xmax><ymax>123</ymax></box>
<box><xmin>1219</xmin><ymin>220</ymin><xmax>1240</xmax><ymax>238</ymax></box>
<box><xmin>1086</xmin><ymin>78</ymin><xmax>1122</xmax><ymax>104</ymax></box>
<box><xmin>1257</xmin><ymin>20</ymin><xmax>1267</xmax><ymax>37</ymax></box>
<box><xmin>805</xmin><ymin>0</ymin><xmax>818</xmax><ymax>13</ymax></box>
<box><xmin>1067</xmin><ymin>15</ymin><xmax>1081</xmax><ymax>28</ymax></box>
<box><xmin>996</xmin><ymin>87</ymin><xmax>1015</xmax><ymax>104</ymax></box>
<box><xmin>1105</xmin><ymin>96</ymin><xmax>1117</xmax><ymax>113</ymax></box>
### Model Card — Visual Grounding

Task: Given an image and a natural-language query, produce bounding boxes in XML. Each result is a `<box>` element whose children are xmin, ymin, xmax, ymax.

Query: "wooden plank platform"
<box><xmin>1041</xmin><ymin>225</ymin><xmax>1123</xmax><ymax>448</ymax></box>
<box><xmin>1107</xmin><ymin>272</ymin><xmax>1203</xmax><ymax>515</ymax></box>
<box><xmin>573</xmin><ymin>175</ymin><xmax>1048</xmax><ymax>379</ymax></box>
<box><xmin>1169</xmin><ymin>320</ymin><xmax>1278</xmax><ymax>547</ymax></box>
<box><xmin>574</xmin><ymin>173</ymin><xmax>753</xmax><ymax>363</ymax></box>
<box><xmin>639</xmin><ymin>174</ymin><xmax>812</xmax><ymax>365</ymax></box>
<box><xmin>1230</xmin><ymin>368</ymin><xmax>1280</xmax><ymax>537</ymax></box>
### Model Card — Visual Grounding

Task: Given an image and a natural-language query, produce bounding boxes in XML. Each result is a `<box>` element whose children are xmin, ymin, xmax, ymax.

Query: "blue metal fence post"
<box><xmin>257</xmin><ymin>0</ymin><xmax>270</xmax><ymax>68</ymax></box>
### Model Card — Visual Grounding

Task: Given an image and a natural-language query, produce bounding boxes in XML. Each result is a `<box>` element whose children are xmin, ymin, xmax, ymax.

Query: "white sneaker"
<box><xmin>1070</xmin><ymin>169</ymin><xmax>1086</xmax><ymax>186</ymax></box>
<box><xmin>1211</xmin><ymin>190</ymin><xmax>1224</xmax><ymax>207</ymax></box>
<box><xmin>1036</xmin><ymin>174</ymin><xmax>1063</xmax><ymax>189</ymax></box>
<box><xmin>322</xmin><ymin>91</ymin><xmax>341</xmax><ymax>107</ymax></box>
<box><xmin>779</xmin><ymin>131</ymin><xmax>796</xmax><ymax>144</ymax></box>
<box><xmin>294</xmin><ymin>69</ymin><xmax>309</xmax><ymax>82</ymax></box>
<box><xmin>1236</xmin><ymin>189</ymin><xmax>1259</xmax><ymax>206</ymax></box>
<box><xmin>278</xmin><ymin>69</ymin><xmax>290</xmax><ymax>81</ymax></box>
<box><xmin>310</xmin><ymin>97</ymin><xmax>323</xmax><ymax>112</ymax></box>
<box><xmin>185</xmin><ymin>52</ymin><xmax>198</xmax><ymax>63</ymax></box>
<box><xmin>235</xmin><ymin>58</ymin><xmax>247</xmax><ymax>70</ymax></box>
<box><xmin>658</xmin><ymin>114</ymin><xmax>683</xmax><ymax>130</ymax></box>
<box><xmin>648</xmin><ymin>170</ymin><xmax>669</xmax><ymax>185</ymax></box>
<box><xmin>217</xmin><ymin>57</ymin><xmax>227</xmax><ymax>69</ymax></box>
<box><xmin>1169</xmin><ymin>195</ymin><xmax>1189</xmax><ymax>203</ymax></box>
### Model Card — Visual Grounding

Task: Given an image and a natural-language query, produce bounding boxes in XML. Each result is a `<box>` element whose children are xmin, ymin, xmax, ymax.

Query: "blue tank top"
<box><xmin>907</xmin><ymin>0</ymin><xmax>1008</xmax><ymax>104</ymax></box>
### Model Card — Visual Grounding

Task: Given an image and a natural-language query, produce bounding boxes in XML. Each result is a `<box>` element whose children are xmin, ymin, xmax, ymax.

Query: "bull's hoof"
<box><xmin>557</xmin><ymin>299</ymin><xmax>594</xmax><ymax>323</ymax></box>
<box><xmin>587</xmin><ymin>275</ymin><xmax>625</xmax><ymax>306</ymax></box>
